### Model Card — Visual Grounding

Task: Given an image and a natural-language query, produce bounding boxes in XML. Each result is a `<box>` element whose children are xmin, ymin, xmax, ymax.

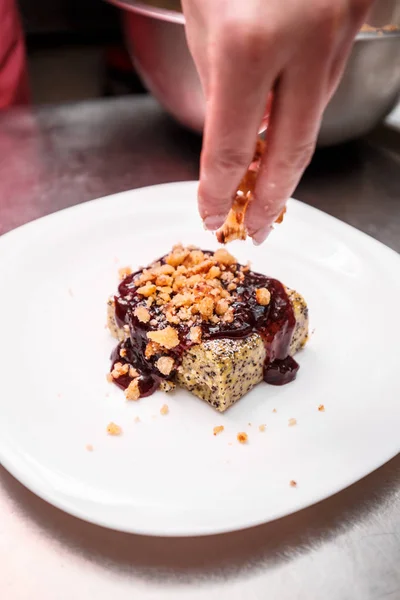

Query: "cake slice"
<box><xmin>107</xmin><ymin>245</ymin><xmax>308</xmax><ymax>411</ymax></box>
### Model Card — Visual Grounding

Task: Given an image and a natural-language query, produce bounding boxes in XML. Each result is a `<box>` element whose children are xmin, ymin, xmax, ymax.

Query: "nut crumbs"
<box><xmin>134</xmin><ymin>306</ymin><xmax>151</xmax><ymax>323</ymax></box>
<box><xmin>237</xmin><ymin>432</ymin><xmax>248</xmax><ymax>444</ymax></box>
<box><xmin>107</xmin><ymin>422</ymin><xmax>122</xmax><ymax>436</ymax></box>
<box><xmin>147</xmin><ymin>326</ymin><xmax>179</xmax><ymax>349</ymax></box>
<box><xmin>156</xmin><ymin>356</ymin><xmax>175</xmax><ymax>376</ymax></box>
<box><xmin>125</xmin><ymin>378</ymin><xmax>140</xmax><ymax>401</ymax></box>
<box><xmin>213</xmin><ymin>425</ymin><xmax>224</xmax><ymax>436</ymax></box>
<box><xmin>118</xmin><ymin>266</ymin><xmax>132</xmax><ymax>281</ymax></box>
<box><xmin>256</xmin><ymin>287</ymin><xmax>271</xmax><ymax>306</ymax></box>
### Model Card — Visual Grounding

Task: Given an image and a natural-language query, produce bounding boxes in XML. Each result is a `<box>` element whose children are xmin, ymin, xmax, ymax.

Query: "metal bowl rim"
<box><xmin>109</xmin><ymin>0</ymin><xmax>400</xmax><ymax>39</ymax></box>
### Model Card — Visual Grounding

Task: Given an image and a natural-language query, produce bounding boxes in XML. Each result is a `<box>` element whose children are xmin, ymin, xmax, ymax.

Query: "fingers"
<box><xmin>198</xmin><ymin>25</ymin><xmax>279</xmax><ymax>230</ymax></box>
<box><xmin>245</xmin><ymin>63</ymin><xmax>328</xmax><ymax>244</ymax></box>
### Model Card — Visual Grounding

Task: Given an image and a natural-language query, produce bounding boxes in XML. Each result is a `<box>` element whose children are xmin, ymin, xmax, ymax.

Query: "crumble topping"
<box><xmin>147</xmin><ymin>326</ymin><xmax>180</xmax><ymax>349</ymax></box>
<box><xmin>125</xmin><ymin>378</ymin><xmax>140</xmax><ymax>400</ymax></box>
<box><xmin>156</xmin><ymin>356</ymin><xmax>174</xmax><ymax>376</ymax></box>
<box><xmin>256</xmin><ymin>288</ymin><xmax>271</xmax><ymax>306</ymax></box>
<box><xmin>215</xmin><ymin>139</ymin><xmax>287</xmax><ymax>244</ymax></box>
<box><xmin>111</xmin><ymin>362</ymin><xmax>130</xmax><ymax>379</ymax></box>
<box><xmin>134</xmin><ymin>306</ymin><xmax>151</xmax><ymax>323</ymax></box>
<box><xmin>118</xmin><ymin>266</ymin><xmax>132</xmax><ymax>281</ymax></box>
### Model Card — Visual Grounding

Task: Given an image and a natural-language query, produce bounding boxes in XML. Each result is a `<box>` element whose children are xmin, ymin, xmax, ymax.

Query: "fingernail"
<box><xmin>204</xmin><ymin>214</ymin><xmax>226</xmax><ymax>231</ymax></box>
<box><xmin>251</xmin><ymin>225</ymin><xmax>272</xmax><ymax>246</ymax></box>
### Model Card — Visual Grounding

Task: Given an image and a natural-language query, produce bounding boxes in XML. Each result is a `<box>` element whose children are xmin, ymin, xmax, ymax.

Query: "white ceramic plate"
<box><xmin>0</xmin><ymin>181</ymin><xmax>399</xmax><ymax>536</ymax></box>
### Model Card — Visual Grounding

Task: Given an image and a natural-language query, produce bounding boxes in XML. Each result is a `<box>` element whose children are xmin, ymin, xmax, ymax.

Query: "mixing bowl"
<box><xmin>109</xmin><ymin>0</ymin><xmax>400</xmax><ymax>145</ymax></box>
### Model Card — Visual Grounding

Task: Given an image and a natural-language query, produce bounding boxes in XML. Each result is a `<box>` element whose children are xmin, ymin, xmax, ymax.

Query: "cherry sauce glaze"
<box><xmin>110</xmin><ymin>252</ymin><xmax>299</xmax><ymax>398</ymax></box>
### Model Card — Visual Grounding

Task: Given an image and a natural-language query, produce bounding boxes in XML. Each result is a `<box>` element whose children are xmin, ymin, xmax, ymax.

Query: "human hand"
<box><xmin>182</xmin><ymin>0</ymin><xmax>373</xmax><ymax>243</ymax></box>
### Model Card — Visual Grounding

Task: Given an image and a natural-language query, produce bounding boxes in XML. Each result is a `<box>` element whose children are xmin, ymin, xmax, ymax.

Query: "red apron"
<box><xmin>0</xmin><ymin>0</ymin><xmax>29</xmax><ymax>108</ymax></box>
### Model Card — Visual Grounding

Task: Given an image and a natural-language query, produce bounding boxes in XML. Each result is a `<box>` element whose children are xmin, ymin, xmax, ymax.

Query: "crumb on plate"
<box><xmin>259</xmin><ymin>424</ymin><xmax>266</xmax><ymax>432</ymax></box>
<box><xmin>318</xmin><ymin>404</ymin><xmax>325</xmax><ymax>412</ymax></box>
<box><xmin>213</xmin><ymin>425</ymin><xmax>224</xmax><ymax>436</ymax></box>
<box><xmin>107</xmin><ymin>422</ymin><xmax>122</xmax><ymax>436</ymax></box>
<box><xmin>85</xmin><ymin>444</ymin><xmax>93</xmax><ymax>452</ymax></box>
<box><xmin>290</xmin><ymin>480</ymin><xmax>297</xmax><ymax>488</ymax></box>
<box><xmin>237</xmin><ymin>432</ymin><xmax>248</xmax><ymax>444</ymax></box>
<box><xmin>288</xmin><ymin>418</ymin><xmax>297</xmax><ymax>427</ymax></box>
<box><xmin>160</xmin><ymin>404</ymin><xmax>169</xmax><ymax>415</ymax></box>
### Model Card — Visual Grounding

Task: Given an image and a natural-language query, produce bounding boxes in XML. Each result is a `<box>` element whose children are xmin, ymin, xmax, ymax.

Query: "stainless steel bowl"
<box><xmin>109</xmin><ymin>0</ymin><xmax>400</xmax><ymax>145</ymax></box>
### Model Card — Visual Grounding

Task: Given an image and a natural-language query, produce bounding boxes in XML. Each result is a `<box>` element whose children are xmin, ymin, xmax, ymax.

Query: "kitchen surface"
<box><xmin>1</xmin><ymin>0</ymin><xmax>400</xmax><ymax>598</ymax></box>
<box><xmin>0</xmin><ymin>95</ymin><xmax>399</xmax><ymax>599</ymax></box>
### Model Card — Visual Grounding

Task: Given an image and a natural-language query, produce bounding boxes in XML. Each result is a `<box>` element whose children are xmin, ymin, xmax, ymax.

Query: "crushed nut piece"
<box><xmin>107</xmin><ymin>422</ymin><xmax>122</xmax><ymax>436</ymax></box>
<box><xmin>290</xmin><ymin>480</ymin><xmax>297</xmax><ymax>488</ymax></box>
<box><xmin>147</xmin><ymin>326</ymin><xmax>179</xmax><ymax>349</ymax></box>
<box><xmin>111</xmin><ymin>362</ymin><xmax>129</xmax><ymax>379</ymax></box>
<box><xmin>288</xmin><ymin>418</ymin><xmax>297</xmax><ymax>427</ymax></box>
<box><xmin>160</xmin><ymin>404</ymin><xmax>169</xmax><ymax>415</ymax></box>
<box><xmin>189</xmin><ymin>325</ymin><xmax>202</xmax><ymax>344</ymax></box>
<box><xmin>129</xmin><ymin>366</ymin><xmax>139</xmax><ymax>378</ymax></box>
<box><xmin>256</xmin><ymin>287</ymin><xmax>271</xmax><ymax>306</ymax></box>
<box><xmin>207</xmin><ymin>265</ymin><xmax>221</xmax><ymax>279</ymax></box>
<box><xmin>137</xmin><ymin>282</ymin><xmax>157</xmax><ymax>297</ymax></box>
<box><xmin>199</xmin><ymin>296</ymin><xmax>214</xmax><ymax>318</ymax></box>
<box><xmin>134</xmin><ymin>306</ymin><xmax>151</xmax><ymax>323</ymax></box>
<box><xmin>145</xmin><ymin>341</ymin><xmax>161</xmax><ymax>359</ymax></box>
<box><xmin>213</xmin><ymin>425</ymin><xmax>224</xmax><ymax>436</ymax></box>
<box><xmin>119</xmin><ymin>348</ymin><xmax>127</xmax><ymax>358</ymax></box>
<box><xmin>213</xmin><ymin>248</ymin><xmax>236</xmax><ymax>266</ymax></box>
<box><xmin>215</xmin><ymin>298</ymin><xmax>229</xmax><ymax>316</ymax></box>
<box><xmin>125</xmin><ymin>378</ymin><xmax>140</xmax><ymax>401</ymax></box>
<box><xmin>165</xmin><ymin>246</ymin><xmax>189</xmax><ymax>267</ymax></box>
<box><xmin>156</xmin><ymin>356</ymin><xmax>174</xmax><ymax>376</ymax></box>
<box><xmin>118</xmin><ymin>266</ymin><xmax>132</xmax><ymax>281</ymax></box>
<box><xmin>237</xmin><ymin>432</ymin><xmax>248</xmax><ymax>444</ymax></box>
<box><xmin>318</xmin><ymin>404</ymin><xmax>325</xmax><ymax>412</ymax></box>
<box><xmin>106</xmin><ymin>373</ymin><xmax>113</xmax><ymax>383</ymax></box>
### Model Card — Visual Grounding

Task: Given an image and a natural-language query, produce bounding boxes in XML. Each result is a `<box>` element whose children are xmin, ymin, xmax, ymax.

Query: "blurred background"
<box><xmin>20</xmin><ymin>0</ymin><xmax>148</xmax><ymax>103</ymax></box>
<box><xmin>12</xmin><ymin>0</ymin><xmax>400</xmax><ymax>145</ymax></box>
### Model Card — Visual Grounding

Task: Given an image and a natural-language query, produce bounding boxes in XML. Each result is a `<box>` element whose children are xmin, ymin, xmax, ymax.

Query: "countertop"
<box><xmin>0</xmin><ymin>96</ymin><xmax>399</xmax><ymax>600</ymax></box>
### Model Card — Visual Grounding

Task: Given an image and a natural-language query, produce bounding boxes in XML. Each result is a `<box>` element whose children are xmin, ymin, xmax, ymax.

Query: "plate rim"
<box><xmin>0</xmin><ymin>180</ymin><xmax>399</xmax><ymax>537</ymax></box>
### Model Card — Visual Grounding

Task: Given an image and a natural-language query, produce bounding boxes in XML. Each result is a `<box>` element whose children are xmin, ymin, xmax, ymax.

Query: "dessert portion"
<box><xmin>107</xmin><ymin>245</ymin><xmax>308</xmax><ymax>412</ymax></box>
